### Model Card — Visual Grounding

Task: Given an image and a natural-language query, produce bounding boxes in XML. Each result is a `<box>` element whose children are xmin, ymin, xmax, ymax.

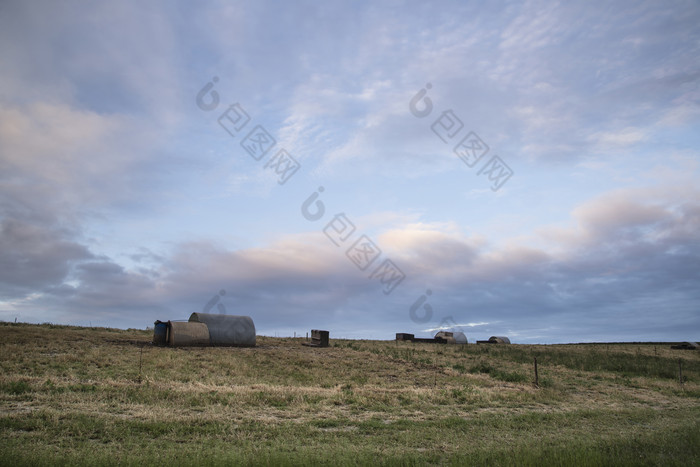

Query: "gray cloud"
<box><xmin>0</xmin><ymin>217</ymin><xmax>92</xmax><ymax>296</ymax></box>
<box><xmin>4</xmin><ymin>182</ymin><xmax>696</xmax><ymax>342</ymax></box>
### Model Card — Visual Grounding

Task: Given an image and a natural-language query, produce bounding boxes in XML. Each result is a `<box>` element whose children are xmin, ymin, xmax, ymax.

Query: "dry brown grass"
<box><xmin>1</xmin><ymin>323</ymin><xmax>698</xmax><ymax>465</ymax></box>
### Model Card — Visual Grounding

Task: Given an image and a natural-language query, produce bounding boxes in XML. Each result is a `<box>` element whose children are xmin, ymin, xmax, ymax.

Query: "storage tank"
<box><xmin>152</xmin><ymin>320</ymin><xmax>168</xmax><ymax>346</ymax></box>
<box><xmin>167</xmin><ymin>321</ymin><xmax>210</xmax><ymax>346</ymax></box>
<box><xmin>188</xmin><ymin>313</ymin><xmax>256</xmax><ymax>347</ymax></box>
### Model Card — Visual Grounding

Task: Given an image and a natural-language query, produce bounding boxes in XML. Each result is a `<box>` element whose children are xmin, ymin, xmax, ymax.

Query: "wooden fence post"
<box><xmin>534</xmin><ymin>357</ymin><xmax>539</xmax><ymax>388</ymax></box>
<box><xmin>679</xmin><ymin>359</ymin><xmax>683</xmax><ymax>385</ymax></box>
<box><xmin>138</xmin><ymin>344</ymin><xmax>144</xmax><ymax>384</ymax></box>
<box><xmin>434</xmin><ymin>356</ymin><xmax>438</xmax><ymax>388</ymax></box>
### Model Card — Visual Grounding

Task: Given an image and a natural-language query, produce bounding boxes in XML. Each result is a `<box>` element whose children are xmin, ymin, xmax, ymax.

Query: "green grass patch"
<box><xmin>1</xmin><ymin>380</ymin><xmax>32</xmax><ymax>395</ymax></box>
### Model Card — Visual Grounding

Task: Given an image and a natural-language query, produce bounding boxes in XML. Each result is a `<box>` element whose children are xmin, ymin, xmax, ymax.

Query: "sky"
<box><xmin>1</xmin><ymin>0</ymin><xmax>699</xmax><ymax>343</ymax></box>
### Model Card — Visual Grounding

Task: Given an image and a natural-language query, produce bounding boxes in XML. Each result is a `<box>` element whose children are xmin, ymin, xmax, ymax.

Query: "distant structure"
<box><xmin>489</xmin><ymin>336</ymin><xmax>511</xmax><ymax>344</ymax></box>
<box><xmin>395</xmin><ymin>331</ymin><xmax>466</xmax><ymax>344</ymax></box>
<box><xmin>477</xmin><ymin>336</ymin><xmax>511</xmax><ymax>344</ymax></box>
<box><xmin>396</xmin><ymin>333</ymin><xmax>415</xmax><ymax>341</ymax></box>
<box><xmin>396</xmin><ymin>332</ymin><xmax>444</xmax><ymax>343</ymax></box>
<box><xmin>302</xmin><ymin>329</ymin><xmax>329</xmax><ymax>347</ymax></box>
<box><xmin>153</xmin><ymin>313</ymin><xmax>256</xmax><ymax>347</ymax></box>
<box><xmin>670</xmin><ymin>342</ymin><xmax>698</xmax><ymax>350</ymax></box>
<box><xmin>435</xmin><ymin>331</ymin><xmax>467</xmax><ymax>344</ymax></box>
<box><xmin>188</xmin><ymin>313</ymin><xmax>256</xmax><ymax>347</ymax></box>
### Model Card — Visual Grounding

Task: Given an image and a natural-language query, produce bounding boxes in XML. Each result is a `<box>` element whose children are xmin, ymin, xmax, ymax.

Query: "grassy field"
<box><xmin>1</xmin><ymin>322</ymin><xmax>698</xmax><ymax>466</ymax></box>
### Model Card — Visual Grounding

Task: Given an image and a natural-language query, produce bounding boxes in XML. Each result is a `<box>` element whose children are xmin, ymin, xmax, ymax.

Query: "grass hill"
<box><xmin>1</xmin><ymin>322</ymin><xmax>698</xmax><ymax>465</ymax></box>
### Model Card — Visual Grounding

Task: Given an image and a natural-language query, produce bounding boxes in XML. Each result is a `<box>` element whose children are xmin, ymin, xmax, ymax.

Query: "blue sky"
<box><xmin>1</xmin><ymin>0</ymin><xmax>699</xmax><ymax>343</ymax></box>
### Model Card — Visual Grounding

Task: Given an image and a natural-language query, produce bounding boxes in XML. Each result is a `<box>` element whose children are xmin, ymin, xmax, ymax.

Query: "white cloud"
<box><xmin>588</xmin><ymin>127</ymin><xmax>647</xmax><ymax>148</ymax></box>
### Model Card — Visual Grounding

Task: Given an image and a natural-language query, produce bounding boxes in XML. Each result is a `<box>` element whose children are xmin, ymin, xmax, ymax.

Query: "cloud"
<box><xmin>379</xmin><ymin>222</ymin><xmax>484</xmax><ymax>277</ymax></box>
<box><xmin>0</xmin><ymin>1</ymin><xmax>186</xmax><ymax>119</ymax></box>
<box><xmin>540</xmin><ymin>184</ymin><xmax>700</xmax><ymax>250</ymax></box>
<box><xmin>0</xmin><ymin>217</ymin><xmax>93</xmax><ymax>296</ymax></box>
<box><xmin>4</xmin><ymin>179</ymin><xmax>696</xmax><ymax>342</ymax></box>
<box><xmin>588</xmin><ymin>127</ymin><xmax>647</xmax><ymax>149</ymax></box>
<box><xmin>0</xmin><ymin>103</ymin><xmax>148</xmax><ymax>211</ymax></box>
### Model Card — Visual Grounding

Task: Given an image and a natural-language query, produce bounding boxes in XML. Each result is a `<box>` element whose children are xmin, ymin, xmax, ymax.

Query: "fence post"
<box><xmin>138</xmin><ymin>344</ymin><xmax>144</xmax><ymax>384</ymax></box>
<box><xmin>679</xmin><ymin>359</ymin><xmax>683</xmax><ymax>385</ymax></box>
<box><xmin>434</xmin><ymin>356</ymin><xmax>438</xmax><ymax>388</ymax></box>
<box><xmin>534</xmin><ymin>357</ymin><xmax>539</xmax><ymax>388</ymax></box>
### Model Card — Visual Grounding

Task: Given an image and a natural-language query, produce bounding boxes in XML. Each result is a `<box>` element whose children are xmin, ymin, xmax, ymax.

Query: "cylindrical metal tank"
<box><xmin>153</xmin><ymin>320</ymin><xmax>168</xmax><ymax>346</ymax></box>
<box><xmin>188</xmin><ymin>313</ymin><xmax>256</xmax><ymax>347</ymax></box>
<box><xmin>167</xmin><ymin>321</ymin><xmax>211</xmax><ymax>346</ymax></box>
